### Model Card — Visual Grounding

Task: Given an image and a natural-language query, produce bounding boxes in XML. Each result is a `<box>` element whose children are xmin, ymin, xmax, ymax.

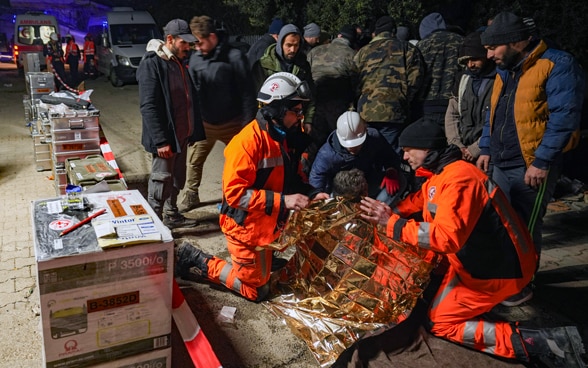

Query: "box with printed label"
<box><xmin>33</xmin><ymin>190</ymin><xmax>174</xmax><ymax>368</ymax></box>
<box><xmin>90</xmin><ymin>347</ymin><xmax>171</xmax><ymax>368</ymax></box>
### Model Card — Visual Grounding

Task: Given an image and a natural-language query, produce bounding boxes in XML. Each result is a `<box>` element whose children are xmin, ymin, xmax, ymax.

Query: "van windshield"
<box><xmin>110</xmin><ymin>24</ymin><xmax>161</xmax><ymax>45</ymax></box>
<box><xmin>17</xmin><ymin>25</ymin><xmax>57</xmax><ymax>46</ymax></box>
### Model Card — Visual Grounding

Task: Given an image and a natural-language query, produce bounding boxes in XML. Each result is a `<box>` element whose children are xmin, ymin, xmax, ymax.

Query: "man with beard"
<box><xmin>476</xmin><ymin>12</ymin><xmax>584</xmax><ymax>306</ymax></box>
<box><xmin>180</xmin><ymin>16</ymin><xmax>257</xmax><ymax>213</ymax></box>
<box><xmin>252</xmin><ymin>24</ymin><xmax>315</xmax><ymax>136</ymax></box>
<box><xmin>360</xmin><ymin>118</ymin><xmax>585</xmax><ymax>368</ymax></box>
<box><xmin>137</xmin><ymin>19</ymin><xmax>205</xmax><ymax>229</ymax></box>
<box><xmin>444</xmin><ymin>31</ymin><xmax>495</xmax><ymax>162</ymax></box>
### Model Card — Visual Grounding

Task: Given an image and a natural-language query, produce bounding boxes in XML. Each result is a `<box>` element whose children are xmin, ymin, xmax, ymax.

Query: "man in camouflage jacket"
<box><xmin>417</xmin><ymin>12</ymin><xmax>464</xmax><ymax>129</ymax></box>
<box><xmin>354</xmin><ymin>16</ymin><xmax>425</xmax><ymax>153</ymax></box>
<box><xmin>306</xmin><ymin>24</ymin><xmax>358</xmax><ymax>163</ymax></box>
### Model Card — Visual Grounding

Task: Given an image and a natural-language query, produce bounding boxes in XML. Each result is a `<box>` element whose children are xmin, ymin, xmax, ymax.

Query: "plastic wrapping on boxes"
<box><xmin>33</xmin><ymin>190</ymin><xmax>174</xmax><ymax>368</ymax></box>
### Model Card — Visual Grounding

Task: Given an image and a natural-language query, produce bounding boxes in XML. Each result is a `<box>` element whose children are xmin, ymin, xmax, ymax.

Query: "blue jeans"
<box><xmin>491</xmin><ymin>162</ymin><xmax>561</xmax><ymax>256</ymax></box>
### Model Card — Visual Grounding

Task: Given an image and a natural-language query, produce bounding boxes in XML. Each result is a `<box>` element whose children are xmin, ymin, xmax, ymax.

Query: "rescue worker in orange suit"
<box><xmin>83</xmin><ymin>33</ymin><xmax>96</xmax><ymax>78</ymax></box>
<box><xmin>360</xmin><ymin>118</ymin><xmax>586</xmax><ymax>367</ymax></box>
<box><xmin>176</xmin><ymin>72</ymin><xmax>328</xmax><ymax>301</ymax></box>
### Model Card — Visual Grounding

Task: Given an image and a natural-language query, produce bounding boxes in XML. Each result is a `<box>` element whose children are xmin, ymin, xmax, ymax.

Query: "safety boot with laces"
<box><xmin>175</xmin><ymin>242</ymin><xmax>212</xmax><ymax>281</ymax></box>
<box><xmin>519</xmin><ymin>326</ymin><xmax>586</xmax><ymax>368</ymax></box>
<box><xmin>163</xmin><ymin>213</ymin><xmax>198</xmax><ymax>229</ymax></box>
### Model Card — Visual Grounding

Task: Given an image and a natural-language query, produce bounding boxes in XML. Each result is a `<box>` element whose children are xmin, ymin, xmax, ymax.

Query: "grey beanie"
<box><xmin>481</xmin><ymin>12</ymin><xmax>531</xmax><ymax>45</ymax></box>
<box><xmin>303</xmin><ymin>23</ymin><xmax>321</xmax><ymax>38</ymax></box>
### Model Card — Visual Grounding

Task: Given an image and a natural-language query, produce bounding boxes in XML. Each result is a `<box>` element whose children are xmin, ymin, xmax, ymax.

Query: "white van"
<box><xmin>88</xmin><ymin>8</ymin><xmax>161</xmax><ymax>87</ymax></box>
<box><xmin>13</xmin><ymin>12</ymin><xmax>59</xmax><ymax>74</ymax></box>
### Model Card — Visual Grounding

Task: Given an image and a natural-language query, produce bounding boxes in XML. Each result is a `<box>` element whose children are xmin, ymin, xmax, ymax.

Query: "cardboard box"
<box><xmin>33</xmin><ymin>190</ymin><xmax>174</xmax><ymax>368</ymax></box>
<box><xmin>90</xmin><ymin>348</ymin><xmax>171</xmax><ymax>368</ymax></box>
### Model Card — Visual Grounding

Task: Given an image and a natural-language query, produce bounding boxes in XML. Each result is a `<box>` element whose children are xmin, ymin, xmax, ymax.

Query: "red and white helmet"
<box><xmin>257</xmin><ymin>72</ymin><xmax>311</xmax><ymax>104</ymax></box>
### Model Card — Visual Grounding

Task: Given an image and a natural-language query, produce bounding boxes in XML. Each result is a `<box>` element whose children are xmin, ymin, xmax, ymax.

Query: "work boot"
<box><xmin>163</xmin><ymin>214</ymin><xmax>198</xmax><ymax>229</ymax></box>
<box><xmin>178</xmin><ymin>191</ymin><xmax>201</xmax><ymax>213</ymax></box>
<box><xmin>519</xmin><ymin>326</ymin><xmax>586</xmax><ymax>368</ymax></box>
<box><xmin>175</xmin><ymin>242</ymin><xmax>212</xmax><ymax>281</ymax></box>
<box><xmin>501</xmin><ymin>286</ymin><xmax>533</xmax><ymax>307</ymax></box>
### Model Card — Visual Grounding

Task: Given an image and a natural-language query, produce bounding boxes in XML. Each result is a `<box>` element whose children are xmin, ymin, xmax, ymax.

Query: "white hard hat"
<box><xmin>50</xmin><ymin>32</ymin><xmax>58</xmax><ymax>41</ymax></box>
<box><xmin>336</xmin><ymin>111</ymin><xmax>367</xmax><ymax>148</ymax></box>
<box><xmin>257</xmin><ymin>72</ymin><xmax>311</xmax><ymax>104</ymax></box>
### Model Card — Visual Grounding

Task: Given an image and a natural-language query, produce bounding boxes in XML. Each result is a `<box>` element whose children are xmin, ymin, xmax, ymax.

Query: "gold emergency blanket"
<box><xmin>265</xmin><ymin>198</ymin><xmax>439</xmax><ymax>367</ymax></box>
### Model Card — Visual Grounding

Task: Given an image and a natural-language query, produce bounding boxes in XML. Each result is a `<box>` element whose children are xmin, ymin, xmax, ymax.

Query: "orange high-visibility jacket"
<box><xmin>65</xmin><ymin>40</ymin><xmax>79</xmax><ymax>60</ymax></box>
<box><xmin>83</xmin><ymin>40</ymin><xmax>95</xmax><ymax>60</ymax></box>
<box><xmin>388</xmin><ymin>159</ymin><xmax>537</xmax><ymax>290</ymax></box>
<box><xmin>220</xmin><ymin>118</ymin><xmax>289</xmax><ymax>246</ymax></box>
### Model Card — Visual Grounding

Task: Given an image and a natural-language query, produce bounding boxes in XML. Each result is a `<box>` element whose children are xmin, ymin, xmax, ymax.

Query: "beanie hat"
<box><xmin>396</xmin><ymin>26</ymin><xmax>410</xmax><ymax>41</ymax></box>
<box><xmin>399</xmin><ymin>118</ymin><xmax>447</xmax><ymax>149</ymax></box>
<box><xmin>458</xmin><ymin>31</ymin><xmax>487</xmax><ymax>64</ymax></box>
<box><xmin>339</xmin><ymin>24</ymin><xmax>356</xmax><ymax>43</ymax></box>
<box><xmin>303</xmin><ymin>23</ymin><xmax>321</xmax><ymax>38</ymax></box>
<box><xmin>268</xmin><ymin>18</ymin><xmax>284</xmax><ymax>35</ymax></box>
<box><xmin>480</xmin><ymin>11</ymin><xmax>531</xmax><ymax>45</ymax></box>
<box><xmin>374</xmin><ymin>16</ymin><xmax>396</xmax><ymax>35</ymax></box>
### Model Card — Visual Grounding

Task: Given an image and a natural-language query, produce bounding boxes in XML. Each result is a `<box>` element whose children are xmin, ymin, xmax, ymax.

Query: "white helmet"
<box><xmin>336</xmin><ymin>111</ymin><xmax>367</xmax><ymax>148</ymax></box>
<box><xmin>257</xmin><ymin>72</ymin><xmax>311</xmax><ymax>104</ymax></box>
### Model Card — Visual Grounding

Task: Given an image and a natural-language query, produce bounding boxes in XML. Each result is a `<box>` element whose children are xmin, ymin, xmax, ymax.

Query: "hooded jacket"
<box><xmin>137</xmin><ymin>39</ymin><xmax>205</xmax><ymax>154</ymax></box>
<box><xmin>252</xmin><ymin>24</ymin><xmax>316</xmax><ymax>124</ymax></box>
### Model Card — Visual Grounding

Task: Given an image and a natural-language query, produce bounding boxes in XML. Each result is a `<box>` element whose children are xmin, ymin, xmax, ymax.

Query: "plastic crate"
<box><xmin>53</xmin><ymin>149</ymin><xmax>102</xmax><ymax>168</ymax></box>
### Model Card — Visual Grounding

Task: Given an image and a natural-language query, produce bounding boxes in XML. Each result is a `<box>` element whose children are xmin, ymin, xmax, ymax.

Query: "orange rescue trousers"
<box><xmin>205</xmin><ymin>235</ymin><xmax>272</xmax><ymax>301</ymax></box>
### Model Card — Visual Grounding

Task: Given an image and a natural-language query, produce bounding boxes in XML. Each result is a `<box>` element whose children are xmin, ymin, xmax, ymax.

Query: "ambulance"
<box><xmin>13</xmin><ymin>12</ymin><xmax>59</xmax><ymax>73</ymax></box>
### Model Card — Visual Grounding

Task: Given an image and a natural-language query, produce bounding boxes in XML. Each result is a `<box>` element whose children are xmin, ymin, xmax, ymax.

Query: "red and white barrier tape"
<box><xmin>50</xmin><ymin>59</ymin><xmax>81</xmax><ymax>94</ymax></box>
<box><xmin>99</xmin><ymin>135</ymin><xmax>127</xmax><ymax>188</ymax></box>
<box><xmin>172</xmin><ymin>279</ymin><xmax>222</xmax><ymax>368</ymax></box>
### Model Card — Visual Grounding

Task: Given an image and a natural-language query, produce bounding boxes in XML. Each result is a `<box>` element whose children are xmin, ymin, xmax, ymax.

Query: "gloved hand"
<box><xmin>380</xmin><ymin>168</ymin><xmax>400</xmax><ymax>195</ymax></box>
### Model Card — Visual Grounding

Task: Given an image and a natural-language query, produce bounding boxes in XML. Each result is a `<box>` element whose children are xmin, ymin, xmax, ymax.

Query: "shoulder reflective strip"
<box><xmin>430</xmin><ymin>273</ymin><xmax>459</xmax><ymax>311</ymax></box>
<box><xmin>418</xmin><ymin>222</ymin><xmax>431</xmax><ymax>247</ymax></box>
<box><xmin>427</xmin><ymin>202</ymin><xmax>437</xmax><ymax>217</ymax></box>
<box><xmin>258</xmin><ymin>156</ymin><xmax>283</xmax><ymax>169</ymax></box>
<box><xmin>239</xmin><ymin>189</ymin><xmax>254</xmax><ymax>210</ymax></box>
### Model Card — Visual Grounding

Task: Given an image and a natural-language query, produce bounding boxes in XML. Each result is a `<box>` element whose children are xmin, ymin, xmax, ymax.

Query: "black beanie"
<box><xmin>481</xmin><ymin>11</ymin><xmax>531</xmax><ymax>45</ymax></box>
<box><xmin>374</xmin><ymin>16</ymin><xmax>396</xmax><ymax>35</ymax></box>
<box><xmin>459</xmin><ymin>31</ymin><xmax>487</xmax><ymax>64</ymax></box>
<box><xmin>399</xmin><ymin>119</ymin><xmax>447</xmax><ymax>149</ymax></box>
<box><xmin>339</xmin><ymin>24</ymin><xmax>356</xmax><ymax>43</ymax></box>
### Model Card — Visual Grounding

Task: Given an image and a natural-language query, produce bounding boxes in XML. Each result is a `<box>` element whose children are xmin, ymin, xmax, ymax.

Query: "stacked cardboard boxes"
<box><xmin>33</xmin><ymin>190</ymin><xmax>174</xmax><ymax>368</ymax></box>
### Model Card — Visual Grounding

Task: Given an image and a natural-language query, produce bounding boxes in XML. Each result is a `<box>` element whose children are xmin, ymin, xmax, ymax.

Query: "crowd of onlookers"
<box><xmin>136</xmin><ymin>12</ymin><xmax>586</xmax><ymax>367</ymax></box>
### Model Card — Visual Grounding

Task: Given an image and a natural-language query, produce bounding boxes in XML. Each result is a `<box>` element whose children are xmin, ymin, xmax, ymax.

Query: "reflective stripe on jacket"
<box><xmin>388</xmin><ymin>160</ymin><xmax>536</xmax><ymax>289</ymax></box>
<box><xmin>220</xmin><ymin>117</ymin><xmax>286</xmax><ymax>245</ymax></box>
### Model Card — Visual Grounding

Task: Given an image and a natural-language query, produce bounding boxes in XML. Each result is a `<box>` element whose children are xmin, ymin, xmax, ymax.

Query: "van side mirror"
<box><xmin>101</xmin><ymin>33</ymin><xmax>109</xmax><ymax>48</ymax></box>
